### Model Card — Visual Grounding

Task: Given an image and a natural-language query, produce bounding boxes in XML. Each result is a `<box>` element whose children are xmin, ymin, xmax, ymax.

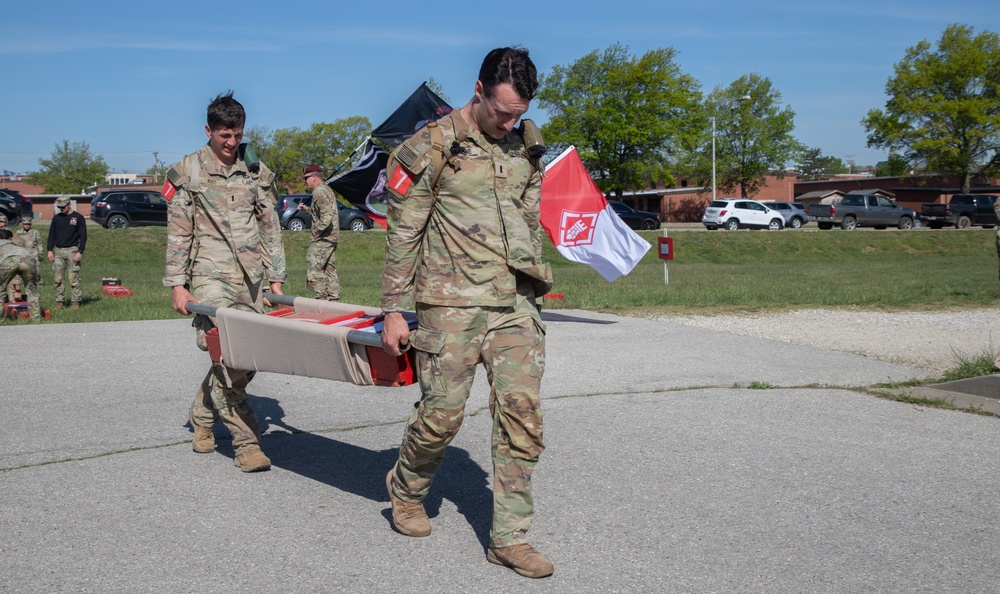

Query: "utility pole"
<box><xmin>152</xmin><ymin>152</ymin><xmax>160</xmax><ymax>184</ymax></box>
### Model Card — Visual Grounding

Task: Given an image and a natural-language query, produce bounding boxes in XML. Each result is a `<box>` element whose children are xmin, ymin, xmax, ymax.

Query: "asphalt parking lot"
<box><xmin>2</xmin><ymin>311</ymin><xmax>999</xmax><ymax>592</ymax></box>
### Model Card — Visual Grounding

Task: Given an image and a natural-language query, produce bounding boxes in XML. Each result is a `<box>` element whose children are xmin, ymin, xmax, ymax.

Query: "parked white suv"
<box><xmin>702</xmin><ymin>199</ymin><xmax>785</xmax><ymax>231</ymax></box>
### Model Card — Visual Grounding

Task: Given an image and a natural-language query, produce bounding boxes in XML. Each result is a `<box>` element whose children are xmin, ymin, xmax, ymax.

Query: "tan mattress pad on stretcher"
<box><xmin>214</xmin><ymin>297</ymin><xmax>407</xmax><ymax>386</ymax></box>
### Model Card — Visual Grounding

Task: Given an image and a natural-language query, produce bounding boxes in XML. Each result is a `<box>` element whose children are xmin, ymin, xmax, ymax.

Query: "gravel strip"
<box><xmin>663</xmin><ymin>308</ymin><xmax>1000</xmax><ymax>374</ymax></box>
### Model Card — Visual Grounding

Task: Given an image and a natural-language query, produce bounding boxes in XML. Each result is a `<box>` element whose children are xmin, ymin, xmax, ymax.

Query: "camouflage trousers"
<box><xmin>0</xmin><ymin>256</ymin><xmax>40</xmax><ymax>319</ymax></box>
<box><xmin>306</xmin><ymin>239</ymin><xmax>339</xmax><ymax>301</ymax></box>
<box><xmin>6</xmin><ymin>258</ymin><xmax>40</xmax><ymax>303</ymax></box>
<box><xmin>995</xmin><ymin>232</ymin><xmax>1000</xmax><ymax>282</ymax></box>
<box><xmin>188</xmin><ymin>275</ymin><xmax>266</xmax><ymax>455</ymax></box>
<box><xmin>52</xmin><ymin>246</ymin><xmax>81</xmax><ymax>304</ymax></box>
<box><xmin>387</xmin><ymin>288</ymin><xmax>546</xmax><ymax>548</ymax></box>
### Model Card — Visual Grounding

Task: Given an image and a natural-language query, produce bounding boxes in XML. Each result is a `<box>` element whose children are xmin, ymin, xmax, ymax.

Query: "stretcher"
<box><xmin>186</xmin><ymin>294</ymin><xmax>417</xmax><ymax>387</ymax></box>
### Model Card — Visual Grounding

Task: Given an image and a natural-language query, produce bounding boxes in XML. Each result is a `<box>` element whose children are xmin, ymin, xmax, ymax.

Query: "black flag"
<box><xmin>327</xmin><ymin>140</ymin><xmax>390</xmax><ymax>226</ymax></box>
<box><xmin>371</xmin><ymin>83</ymin><xmax>452</xmax><ymax>147</ymax></box>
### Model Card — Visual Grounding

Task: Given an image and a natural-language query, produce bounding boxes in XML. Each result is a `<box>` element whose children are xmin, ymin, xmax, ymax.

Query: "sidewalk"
<box><xmin>2</xmin><ymin>311</ymin><xmax>998</xmax><ymax>592</ymax></box>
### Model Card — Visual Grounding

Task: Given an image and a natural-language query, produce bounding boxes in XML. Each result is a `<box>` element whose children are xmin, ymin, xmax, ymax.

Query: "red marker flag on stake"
<box><xmin>540</xmin><ymin>147</ymin><xmax>651</xmax><ymax>281</ymax></box>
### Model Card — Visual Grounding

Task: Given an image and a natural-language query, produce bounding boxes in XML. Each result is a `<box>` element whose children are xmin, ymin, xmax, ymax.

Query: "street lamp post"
<box><xmin>711</xmin><ymin>116</ymin><xmax>716</xmax><ymax>203</ymax></box>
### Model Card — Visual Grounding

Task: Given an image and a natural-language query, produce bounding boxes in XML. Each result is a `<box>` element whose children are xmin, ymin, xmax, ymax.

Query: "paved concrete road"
<box><xmin>2</xmin><ymin>311</ymin><xmax>998</xmax><ymax>592</ymax></box>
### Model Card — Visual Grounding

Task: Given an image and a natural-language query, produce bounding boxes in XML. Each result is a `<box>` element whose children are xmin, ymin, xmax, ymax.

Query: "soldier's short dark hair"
<box><xmin>479</xmin><ymin>47</ymin><xmax>538</xmax><ymax>102</ymax></box>
<box><xmin>207</xmin><ymin>91</ymin><xmax>246</xmax><ymax>130</ymax></box>
<box><xmin>0</xmin><ymin>229</ymin><xmax>12</xmax><ymax>240</ymax></box>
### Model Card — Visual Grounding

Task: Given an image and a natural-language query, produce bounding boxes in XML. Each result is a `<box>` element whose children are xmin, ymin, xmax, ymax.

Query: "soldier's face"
<box><xmin>205</xmin><ymin>125</ymin><xmax>244</xmax><ymax>166</ymax></box>
<box><xmin>473</xmin><ymin>82</ymin><xmax>529</xmax><ymax>140</ymax></box>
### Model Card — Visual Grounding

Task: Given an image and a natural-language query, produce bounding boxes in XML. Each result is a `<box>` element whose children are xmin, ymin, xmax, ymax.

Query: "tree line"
<box><xmin>27</xmin><ymin>23</ymin><xmax>1000</xmax><ymax>197</ymax></box>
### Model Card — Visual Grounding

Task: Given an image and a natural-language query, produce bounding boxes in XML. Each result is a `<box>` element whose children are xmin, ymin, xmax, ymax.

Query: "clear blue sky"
<box><xmin>1</xmin><ymin>0</ymin><xmax>994</xmax><ymax>176</ymax></box>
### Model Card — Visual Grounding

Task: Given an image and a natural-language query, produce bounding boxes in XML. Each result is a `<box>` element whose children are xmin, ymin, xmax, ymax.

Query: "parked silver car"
<box><xmin>762</xmin><ymin>201</ymin><xmax>808</xmax><ymax>229</ymax></box>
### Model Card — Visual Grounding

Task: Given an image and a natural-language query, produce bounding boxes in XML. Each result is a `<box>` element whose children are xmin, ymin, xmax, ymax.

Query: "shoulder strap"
<box><xmin>427</xmin><ymin>121</ymin><xmax>449</xmax><ymax>197</ymax></box>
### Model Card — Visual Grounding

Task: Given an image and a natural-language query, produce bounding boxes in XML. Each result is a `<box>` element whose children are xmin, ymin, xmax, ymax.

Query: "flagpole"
<box><xmin>331</xmin><ymin>136</ymin><xmax>371</xmax><ymax>175</ymax></box>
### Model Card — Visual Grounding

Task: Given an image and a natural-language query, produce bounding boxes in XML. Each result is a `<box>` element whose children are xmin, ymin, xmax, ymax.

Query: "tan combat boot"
<box><xmin>191</xmin><ymin>425</ymin><xmax>215</xmax><ymax>453</ymax></box>
<box><xmin>233</xmin><ymin>449</ymin><xmax>271</xmax><ymax>472</ymax></box>
<box><xmin>54</xmin><ymin>302</ymin><xmax>64</xmax><ymax>310</ymax></box>
<box><xmin>487</xmin><ymin>543</ymin><xmax>555</xmax><ymax>578</ymax></box>
<box><xmin>386</xmin><ymin>471</ymin><xmax>431</xmax><ymax>537</ymax></box>
<box><xmin>70</xmin><ymin>301</ymin><xmax>80</xmax><ymax>310</ymax></box>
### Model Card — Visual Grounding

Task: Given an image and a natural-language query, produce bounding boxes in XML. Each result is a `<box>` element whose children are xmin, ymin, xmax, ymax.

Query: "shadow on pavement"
<box><xmin>243</xmin><ymin>394</ymin><xmax>495</xmax><ymax>548</ymax></box>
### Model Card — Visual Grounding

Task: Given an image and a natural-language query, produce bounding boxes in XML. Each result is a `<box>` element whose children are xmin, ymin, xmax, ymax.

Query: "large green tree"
<box><xmin>245</xmin><ymin>117</ymin><xmax>371</xmax><ymax>191</ymax></box>
<box><xmin>798</xmin><ymin>147</ymin><xmax>846</xmax><ymax>180</ymax></box>
<box><xmin>537</xmin><ymin>43</ymin><xmax>702</xmax><ymax>198</ymax></box>
<box><xmin>28</xmin><ymin>140</ymin><xmax>109</xmax><ymax>193</ymax></box>
<box><xmin>709</xmin><ymin>75</ymin><xmax>803</xmax><ymax>198</ymax></box>
<box><xmin>874</xmin><ymin>153</ymin><xmax>911</xmax><ymax>177</ymax></box>
<box><xmin>863</xmin><ymin>24</ymin><xmax>1000</xmax><ymax>193</ymax></box>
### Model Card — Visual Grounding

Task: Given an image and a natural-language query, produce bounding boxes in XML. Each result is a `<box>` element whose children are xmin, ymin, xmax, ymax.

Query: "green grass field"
<box><xmin>5</xmin><ymin>224</ymin><xmax>999</xmax><ymax>325</ymax></box>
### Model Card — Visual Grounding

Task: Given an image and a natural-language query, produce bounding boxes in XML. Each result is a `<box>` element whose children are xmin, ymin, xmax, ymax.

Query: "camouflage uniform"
<box><xmin>306</xmin><ymin>182</ymin><xmax>340</xmax><ymax>300</ymax></box>
<box><xmin>382</xmin><ymin>109</ymin><xmax>552</xmax><ymax>548</ymax></box>
<box><xmin>994</xmin><ymin>199</ymin><xmax>1000</xmax><ymax>282</ymax></box>
<box><xmin>163</xmin><ymin>144</ymin><xmax>286</xmax><ymax>456</ymax></box>
<box><xmin>9</xmin><ymin>226</ymin><xmax>42</xmax><ymax>302</ymax></box>
<box><xmin>0</xmin><ymin>239</ymin><xmax>41</xmax><ymax>319</ymax></box>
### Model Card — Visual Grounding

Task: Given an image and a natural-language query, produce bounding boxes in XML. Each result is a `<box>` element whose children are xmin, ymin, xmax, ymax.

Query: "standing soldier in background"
<box><xmin>994</xmin><ymin>198</ymin><xmax>1000</xmax><ymax>282</ymax></box>
<box><xmin>47</xmin><ymin>196</ymin><xmax>87</xmax><ymax>310</ymax></box>
<box><xmin>10</xmin><ymin>217</ymin><xmax>44</xmax><ymax>301</ymax></box>
<box><xmin>0</xmin><ymin>228</ymin><xmax>41</xmax><ymax>320</ymax></box>
<box><xmin>162</xmin><ymin>91</ymin><xmax>286</xmax><ymax>473</ymax></box>
<box><xmin>0</xmin><ymin>214</ymin><xmax>11</xmax><ymax>303</ymax></box>
<box><xmin>300</xmin><ymin>165</ymin><xmax>340</xmax><ymax>301</ymax></box>
<box><xmin>380</xmin><ymin>47</ymin><xmax>555</xmax><ymax>579</ymax></box>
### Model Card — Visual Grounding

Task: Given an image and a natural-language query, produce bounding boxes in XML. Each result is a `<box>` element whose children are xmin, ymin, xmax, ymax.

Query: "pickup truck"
<box><xmin>919</xmin><ymin>194</ymin><xmax>998</xmax><ymax>229</ymax></box>
<box><xmin>807</xmin><ymin>193</ymin><xmax>917</xmax><ymax>230</ymax></box>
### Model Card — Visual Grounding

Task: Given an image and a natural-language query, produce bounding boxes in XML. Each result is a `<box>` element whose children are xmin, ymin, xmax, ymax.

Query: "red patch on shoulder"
<box><xmin>162</xmin><ymin>179</ymin><xmax>177</xmax><ymax>201</ymax></box>
<box><xmin>388</xmin><ymin>166</ymin><xmax>413</xmax><ymax>196</ymax></box>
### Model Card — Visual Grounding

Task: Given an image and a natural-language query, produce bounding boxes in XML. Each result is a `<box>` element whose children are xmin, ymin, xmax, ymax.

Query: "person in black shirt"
<box><xmin>46</xmin><ymin>196</ymin><xmax>87</xmax><ymax>309</ymax></box>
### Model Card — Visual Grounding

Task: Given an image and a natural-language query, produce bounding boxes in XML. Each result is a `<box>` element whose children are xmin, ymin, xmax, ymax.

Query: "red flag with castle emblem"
<box><xmin>540</xmin><ymin>147</ymin><xmax>651</xmax><ymax>281</ymax></box>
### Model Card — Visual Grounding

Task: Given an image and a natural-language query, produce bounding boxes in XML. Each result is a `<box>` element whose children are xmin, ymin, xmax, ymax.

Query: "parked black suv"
<box><xmin>90</xmin><ymin>189</ymin><xmax>168</xmax><ymax>228</ymax></box>
<box><xmin>0</xmin><ymin>189</ymin><xmax>33</xmax><ymax>224</ymax></box>
<box><xmin>608</xmin><ymin>200</ymin><xmax>661</xmax><ymax>230</ymax></box>
<box><xmin>276</xmin><ymin>194</ymin><xmax>373</xmax><ymax>232</ymax></box>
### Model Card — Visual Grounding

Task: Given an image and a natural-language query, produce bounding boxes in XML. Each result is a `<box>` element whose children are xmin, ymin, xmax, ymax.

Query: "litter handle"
<box><xmin>184</xmin><ymin>301</ymin><xmax>396</xmax><ymax>350</ymax></box>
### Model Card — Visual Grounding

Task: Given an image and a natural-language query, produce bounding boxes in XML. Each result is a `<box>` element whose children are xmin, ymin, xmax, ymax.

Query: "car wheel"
<box><xmin>899</xmin><ymin>216</ymin><xmax>914</xmax><ymax>230</ymax></box>
<box><xmin>641</xmin><ymin>218</ymin><xmax>658</xmax><ymax>230</ymax></box>
<box><xmin>767</xmin><ymin>218</ymin><xmax>784</xmax><ymax>231</ymax></box>
<box><xmin>108</xmin><ymin>214</ymin><xmax>129</xmax><ymax>229</ymax></box>
<box><xmin>724</xmin><ymin>219</ymin><xmax>740</xmax><ymax>231</ymax></box>
<box><xmin>288</xmin><ymin>218</ymin><xmax>306</xmax><ymax>232</ymax></box>
<box><xmin>955</xmin><ymin>215</ymin><xmax>971</xmax><ymax>229</ymax></box>
<box><xmin>349</xmin><ymin>218</ymin><xmax>368</xmax><ymax>232</ymax></box>
<box><xmin>789</xmin><ymin>218</ymin><xmax>802</xmax><ymax>229</ymax></box>
<box><xmin>841</xmin><ymin>216</ymin><xmax>857</xmax><ymax>230</ymax></box>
